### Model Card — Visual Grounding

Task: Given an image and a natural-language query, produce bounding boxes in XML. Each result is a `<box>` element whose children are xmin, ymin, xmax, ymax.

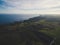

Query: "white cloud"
<box><xmin>0</xmin><ymin>0</ymin><xmax>60</xmax><ymax>14</ymax></box>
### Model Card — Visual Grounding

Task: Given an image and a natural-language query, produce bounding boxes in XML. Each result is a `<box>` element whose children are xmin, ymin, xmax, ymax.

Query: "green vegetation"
<box><xmin>0</xmin><ymin>15</ymin><xmax>60</xmax><ymax>45</ymax></box>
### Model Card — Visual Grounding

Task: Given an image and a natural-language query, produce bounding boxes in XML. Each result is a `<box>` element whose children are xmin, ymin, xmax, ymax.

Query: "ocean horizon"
<box><xmin>0</xmin><ymin>14</ymin><xmax>39</xmax><ymax>25</ymax></box>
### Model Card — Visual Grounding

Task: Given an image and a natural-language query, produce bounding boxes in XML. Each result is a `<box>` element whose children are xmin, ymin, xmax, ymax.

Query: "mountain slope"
<box><xmin>0</xmin><ymin>15</ymin><xmax>60</xmax><ymax>45</ymax></box>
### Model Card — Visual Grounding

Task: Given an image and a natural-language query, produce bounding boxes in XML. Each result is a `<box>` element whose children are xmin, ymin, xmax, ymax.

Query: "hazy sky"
<box><xmin>0</xmin><ymin>0</ymin><xmax>60</xmax><ymax>14</ymax></box>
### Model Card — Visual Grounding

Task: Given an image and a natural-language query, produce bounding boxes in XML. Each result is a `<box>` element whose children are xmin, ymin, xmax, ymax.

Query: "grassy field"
<box><xmin>39</xmin><ymin>22</ymin><xmax>60</xmax><ymax>45</ymax></box>
<box><xmin>0</xmin><ymin>15</ymin><xmax>60</xmax><ymax>45</ymax></box>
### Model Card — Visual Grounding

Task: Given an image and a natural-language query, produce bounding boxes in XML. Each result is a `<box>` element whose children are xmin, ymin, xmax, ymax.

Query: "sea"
<box><xmin>0</xmin><ymin>14</ymin><xmax>39</xmax><ymax>25</ymax></box>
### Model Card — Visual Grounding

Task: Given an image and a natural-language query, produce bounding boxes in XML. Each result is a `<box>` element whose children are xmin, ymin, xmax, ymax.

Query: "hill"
<box><xmin>0</xmin><ymin>15</ymin><xmax>60</xmax><ymax>45</ymax></box>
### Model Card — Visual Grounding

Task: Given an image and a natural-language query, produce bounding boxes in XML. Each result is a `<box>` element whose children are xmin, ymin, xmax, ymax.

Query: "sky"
<box><xmin>0</xmin><ymin>0</ymin><xmax>60</xmax><ymax>14</ymax></box>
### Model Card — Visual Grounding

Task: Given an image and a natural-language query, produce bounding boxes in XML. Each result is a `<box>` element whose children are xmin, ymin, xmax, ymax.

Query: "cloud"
<box><xmin>0</xmin><ymin>0</ymin><xmax>14</xmax><ymax>9</ymax></box>
<box><xmin>0</xmin><ymin>0</ymin><xmax>60</xmax><ymax>14</ymax></box>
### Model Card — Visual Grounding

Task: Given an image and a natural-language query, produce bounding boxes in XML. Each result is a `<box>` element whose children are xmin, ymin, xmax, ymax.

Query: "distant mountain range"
<box><xmin>23</xmin><ymin>15</ymin><xmax>60</xmax><ymax>22</ymax></box>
